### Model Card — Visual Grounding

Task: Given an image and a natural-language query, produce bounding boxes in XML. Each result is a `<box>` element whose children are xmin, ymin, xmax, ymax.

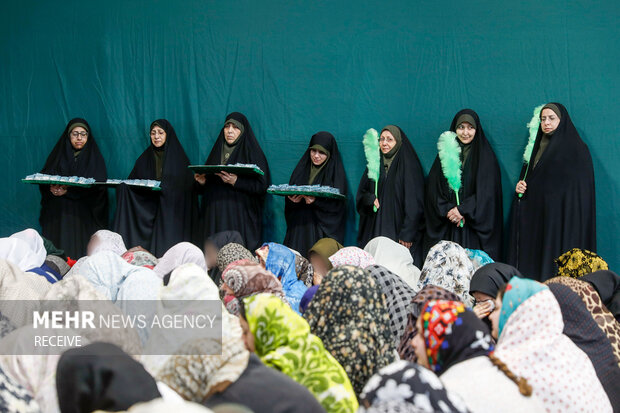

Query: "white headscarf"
<box><xmin>495</xmin><ymin>288</ymin><xmax>612</xmax><ymax>413</ymax></box>
<box><xmin>142</xmin><ymin>263</ymin><xmax>235</xmax><ymax>377</ymax></box>
<box><xmin>328</xmin><ymin>246</ymin><xmax>376</xmax><ymax>268</ymax></box>
<box><xmin>364</xmin><ymin>236</ymin><xmax>421</xmax><ymax>289</ymax></box>
<box><xmin>153</xmin><ymin>242</ymin><xmax>207</xmax><ymax>279</ymax></box>
<box><xmin>0</xmin><ymin>259</ymin><xmax>51</xmax><ymax>327</ymax></box>
<box><xmin>88</xmin><ymin>230</ymin><xmax>127</xmax><ymax>256</ymax></box>
<box><xmin>0</xmin><ymin>229</ymin><xmax>47</xmax><ymax>271</ymax></box>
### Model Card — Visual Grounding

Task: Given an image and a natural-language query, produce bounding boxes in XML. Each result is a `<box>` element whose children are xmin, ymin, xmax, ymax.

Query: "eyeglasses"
<box><xmin>379</xmin><ymin>137</ymin><xmax>394</xmax><ymax>143</ymax></box>
<box><xmin>70</xmin><ymin>131</ymin><xmax>88</xmax><ymax>138</ymax></box>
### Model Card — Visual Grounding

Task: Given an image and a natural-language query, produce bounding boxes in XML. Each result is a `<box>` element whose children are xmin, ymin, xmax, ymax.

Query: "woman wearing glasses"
<box><xmin>39</xmin><ymin>118</ymin><xmax>109</xmax><ymax>258</ymax></box>
<box><xmin>113</xmin><ymin>119</ymin><xmax>197</xmax><ymax>257</ymax></box>
<box><xmin>356</xmin><ymin>125</ymin><xmax>426</xmax><ymax>266</ymax></box>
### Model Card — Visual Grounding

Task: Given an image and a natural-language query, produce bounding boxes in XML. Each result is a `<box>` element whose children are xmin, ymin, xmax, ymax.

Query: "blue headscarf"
<box><xmin>498</xmin><ymin>276</ymin><xmax>547</xmax><ymax>337</ymax></box>
<box><xmin>263</xmin><ymin>242</ymin><xmax>308</xmax><ymax>315</ymax></box>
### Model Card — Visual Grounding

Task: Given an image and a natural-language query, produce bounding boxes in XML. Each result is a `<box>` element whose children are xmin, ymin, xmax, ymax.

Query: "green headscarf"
<box><xmin>221</xmin><ymin>119</ymin><xmax>245</xmax><ymax>164</ymax></box>
<box><xmin>308</xmin><ymin>144</ymin><xmax>331</xmax><ymax>185</ymax></box>
<box><xmin>381</xmin><ymin>125</ymin><xmax>403</xmax><ymax>172</ymax></box>
<box><xmin>243</xmin><ymin>293</ymin><xmax>358</xmax><ymax>412</ymax></box>
<box><xmin>308</xmin><ymin>238</ymin><xmax>343</xmax><ymax>269</ymax></box>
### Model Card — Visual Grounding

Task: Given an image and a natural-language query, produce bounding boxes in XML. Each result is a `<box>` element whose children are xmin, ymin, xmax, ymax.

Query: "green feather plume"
<box><xmin>523</xmin><ymin>104</ymin><xmax>544</xmax><ymax>164</ymax></box>
<box><xmin>437</xmin><ymin>131</ymin><xmax>462</xmax><ymax>193</ymax></box>
<box><xmin>363</xmin><ymin>128</ymin><xmax>380</xmax><ymax>182</ymax></box>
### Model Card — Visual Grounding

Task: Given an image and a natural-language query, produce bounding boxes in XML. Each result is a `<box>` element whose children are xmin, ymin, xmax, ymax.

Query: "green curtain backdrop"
<box><xmin>1</xmin><ymin>0</ymin><xmax>618</xmax><ymax>270</ymax></box>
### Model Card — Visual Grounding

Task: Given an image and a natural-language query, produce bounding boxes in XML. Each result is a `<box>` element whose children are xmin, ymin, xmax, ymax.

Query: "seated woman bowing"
<box><xmin>113</xmin><ymin>119</ymin><xmax>197</xmax><ymax>257</ymax></box>
<box><xmin>507</xmin><ymin>103</ymin><xmax>596</xmax><ymax>281</ymax></box>
<box><xmin>283</xmin><ymin>132</ymin><xmax>348</xmax><ymax>257</ymax></box>
<box><xmin>425</xmin><ymin>109</ymin><xmax>503</xmax><ymax>260</ymax></box>
<box><xmin>489</xmin><ymin>277</ymin><xmax>612</xmax><ymax>412</ymax></box>
<box><xmin>240</xmin><ymin>293</ymin><xmax>358</xmax><ymax>412</ymax></box>
<box><xmin>356</xmin><ymin>125</ymin><xmax>425</xmax><ymax>266</ymax></box>
<box><xmin>195</xmin><ymin>113</ymin><xmax>270</xmax><ymax>251</ymax></box>
<box><xmin>39</xmin><ymin>118</ymin><xmax>108</xmax><ymax>258</ymax></box>
<box><xmin>412</xmin><ymin>300</ymin><xmax>544</xmax><ymax>413</ymax></box>
<box><xmin>303</xmin><ymin>265</ymin><xmax>397</xmax><ymax>395</ymax></box>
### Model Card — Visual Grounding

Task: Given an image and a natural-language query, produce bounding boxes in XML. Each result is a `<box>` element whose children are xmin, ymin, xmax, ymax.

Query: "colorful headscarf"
<box><xmin>262</xmin><ymin>243</ymin><xmax>308</xmax><ymax>315</ymax></box>
<box><xmin>496</xmin><ymin>277</ymin><xmax>612</xmax><ymax>413</ymax></box>
<box><xmin>216</xmin><ymin>243</ymin><xmax>257</xmax><ymax>279</ymax></box>
<box><xmin>122</xmin><ymin>250</ymin><xmax>159</xmax><ymax>269</ymax></box>
<box><xmin>421</xmin><ymin>300</ymin><xmax>494</xmax><ymax>375</ymax></box>
<box><xmin>153</xmin><ymin>242</ymin><xmax>207</xmax><ymax>278</ymax></box>
<box><xmin>243</xmin><ymin>293</ymin><xmax>358</xmax><ymax>413</ymax></box>
<box><xmin>546</xmin><ymin>276</ymin><xmax>620</xmax><ymax>365</ymax></box>
<box><xmin>465</xmin><ymin>248</ymin><xmax>494</xmax><ymax>271</ymax></box>
<box><xmin>498</xmin><ymin>277</ymin><xmax>547</xmax><ymax>337</ymax></box>
<box><xmin>328</xmin><ymin>247</ymin><xmax>376</xmax><ymax>268</ymax></box>
<box><xmin>397</xmin><ymin>285</ymin><xmax>462</xmax><ymax>362</ymax></box>
<box><xmin>418</xmin><ymin>241</ymin><xmax>475</xmax><ymax>307</ymax></box>
<box><xmin>220</xmin><ymin>260</ymin><xmax>288</xmax><ymax>315</ymax></box>
<box><xmin>294</xmin><ymin>253</ymin><xmax>314</xmax><ymax>287</ymax></box>
<box><xmin>358</xmin><ymin>360</ymin><xmax>470</xmax><ymax>413</ymax></box>
<box><xmin>303</xmin><ymin>265</ymin><xmax>397</xmax><ymax>395</ymax></box>
<box><xmin>555</xmin><ymin>248</ymin><xmax>608</xmax><ymax>278</ymax></box>
<box><xmin>366</xmin><ymin>265</ymin><xmax>416</xmax><ymax>346</ymax></box>
<box><xmin>88</xmin><ymin>230</ymin><xmax>127</xmax><ymax>256</ymax></box>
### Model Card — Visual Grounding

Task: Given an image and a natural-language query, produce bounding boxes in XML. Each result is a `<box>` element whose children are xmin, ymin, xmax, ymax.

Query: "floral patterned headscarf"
<box><xmin>555</xmin><ymin>248</ymin><xmax>608</xmax><ymax>278</ymax></box>
<box><xmin>417</xmin><ymin>241</ymin><xmax>475</xmax><ymax>307</ymax></box>
<box><xmin>420</xmin><ymin>300</ymin><xmax>494</xmax><ymax>375</ymax></box>
<box><xmin>243</xmin><ymin>293</ymin><xmax>358</xmax><ymax>413</ymax></box>
<box><xmin>303</xmin><ymin>265</ymin><xmax>397</xmax><ymax>395</ymax></box>
<box><xmin>358</xmin><ymin>360</ymin><xmax>470</xmax><ymax>413</ymax></box>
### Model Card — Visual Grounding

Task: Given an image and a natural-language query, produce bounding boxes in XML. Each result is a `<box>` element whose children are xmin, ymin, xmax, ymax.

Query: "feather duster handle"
<box><xmin>437</xmin><ymin>131</ymin><xmax>464</xmax><ymax>227</ymax></box>
<box><xmin>363</xmin><ymin>128</ymin><xmax>380</xmax><ymax>212</ymax></box>
<box><xmin>518</xmin><ymin>104</ymin><xmax>544</xmax><ymax>198</ymax></box>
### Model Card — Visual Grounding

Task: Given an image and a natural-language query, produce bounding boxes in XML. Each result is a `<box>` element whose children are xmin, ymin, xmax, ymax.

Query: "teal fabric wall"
<box><xmin>1</xmin><ymin>1</ymin><xmax>618</xmax><ymax>270</ymax></box>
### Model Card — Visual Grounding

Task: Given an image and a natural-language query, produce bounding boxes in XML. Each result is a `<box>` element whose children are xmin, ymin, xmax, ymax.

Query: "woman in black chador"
<box><xmin>195</xmin><ymin>112</ymin><xmax>270</xmax><ymax>251</ymax></box>
<box><xmin>113</xmin><ymin>119</ymin><xmax>197</xmax><ymax>257</ymax></box>
<box><xmin>283</xmin><ymin>131</ymin><xmax>348</xmax><ymax>256</ymax></box>
<box><xmin>507</xmin><ymin>103</ymin><xmax>596</xmax><ymax>281</ymax></box>
<box><xmin>425</xmin><ymin>109</ymin><xmax>503</xmax><ymax>260</ymax></box>
<box><xmin>356</xmin><ymin>125</ymin><xmax>425</xmax><ymax>266</ymax></box>
<box><xmin>39</xmin><ymin>118</ymin><xmax>108</xmax><ymax>258</ymax></box>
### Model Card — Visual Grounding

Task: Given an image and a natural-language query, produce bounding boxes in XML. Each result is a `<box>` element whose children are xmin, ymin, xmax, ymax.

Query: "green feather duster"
<box><xmin>523</xmin><ymin>104</ymin><xmax>544</xmax><ymax>164</ymax></box>
<box><xmin>362</xmin><ymin>128</ymin><xmax>380</xmax><ymax>212</ymax></box>
<box><xmin>437</xmin><ymin>131</ymin><xmax>463</xmax><ymax>227</ymax></box>
<box><xmin>437</xmin><ymin>131</ymin><xmax>462</xmax><ymax>193</ymax></box>
<box><xmin>518</xmin><ymin>104</ymin><xmax>544</xmax><ymax>198</ymax></box>
<box><xmin>363</xmin><ymin>128</ymin><xmax>380</xmax><ymax>182</ymax></box>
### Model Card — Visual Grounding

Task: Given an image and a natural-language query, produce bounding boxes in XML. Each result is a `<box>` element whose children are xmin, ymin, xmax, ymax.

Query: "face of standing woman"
<box><xmin>150</xmin><ymin>126</ymin><xmax>167</xmax><ymax>148</ymax></box>
<box><xmin>224</xmin><ymin>122</ymin><xmax>242</xmax><ymax>144</ymax></box>
<box><xmin>456</xmin><ymin>122</ymin><xmax>476</xmax><ymax>144</ymax></box>
<box><xmin>540</xmin><ymin>108</ymin><xmax>560</xmax><ymax>134</ymax></box>
<box><xmin>70</xmin><ymin>126</ymin><xmax>88</xmax><ymax>150</ymax></box>
<box><xmin>310</xmin><ymin>148</ymin><xmax>328</xmax><ymax>166</ymax></box>
<box><xmin>379</xmin><ymin>130</ymin><xmax>397</xmax><ymax>154</ymax></box>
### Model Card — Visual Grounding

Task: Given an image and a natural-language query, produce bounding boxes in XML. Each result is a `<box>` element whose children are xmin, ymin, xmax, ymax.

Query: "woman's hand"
<box><xmin>373</xmin><ymin>198</ymin><xmax>380</xmax><ymax>210</ymax></box>
<box><xmin>399</xmin><ymin>240</ymin><xmax>412</xmax><ymax>249</ymax></box>
<box><xmin>516</xmin><ymin>180</ymin><xmax>527</xmax><ymax>195</ymax></box>
<box><xmin>304</xmin><ymin>196</ymin><xmax>316</xmax><ymax>204</ymax></box>
<box><xmin>194</xmin><ymin>173</ymin><xmax>206</xmax><ymax>185</ymax></box>
<box><xmin>288</xmin><ymin>195</ymin><xmax>303</xmax><ymax>203</ymax></box>
<box><xmin>50</xmin><ymin>184</ymin><xmax>67</xmax><ymax>197</ymax></box>
<box><xmin>473</xmin><ymin>300</ymin><xmax>495</xmax><ymax>319</ymax></box>
<box><xmin>446</xmin><ymin>207</ymin><xmax>464</xmax><ymax>226</ymax></box>
<box><xmin>215</xmin><ymin>171</ymin><xmax>238</xmax><ymax>186</ymax></box>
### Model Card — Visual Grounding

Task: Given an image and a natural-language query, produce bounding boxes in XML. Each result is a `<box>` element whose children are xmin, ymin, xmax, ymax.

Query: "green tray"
<box><xmin>22</xmin><ymin>179</ymin><xmax>93</xmax><ymax>188</ymax></box>
<box><xmin>189</xmin><ymin>165</ymin><xmax>265</xmax><ymax>176</ymax></box>
<box><xmin>94</xmin><ymin>182</ymin><xmax>162</xmax><ymax>191</ymax></box>
<box><xmin>267</xmin><ymin>189</ymin><xmax>346</xmax><ymax>200</ymax></box>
